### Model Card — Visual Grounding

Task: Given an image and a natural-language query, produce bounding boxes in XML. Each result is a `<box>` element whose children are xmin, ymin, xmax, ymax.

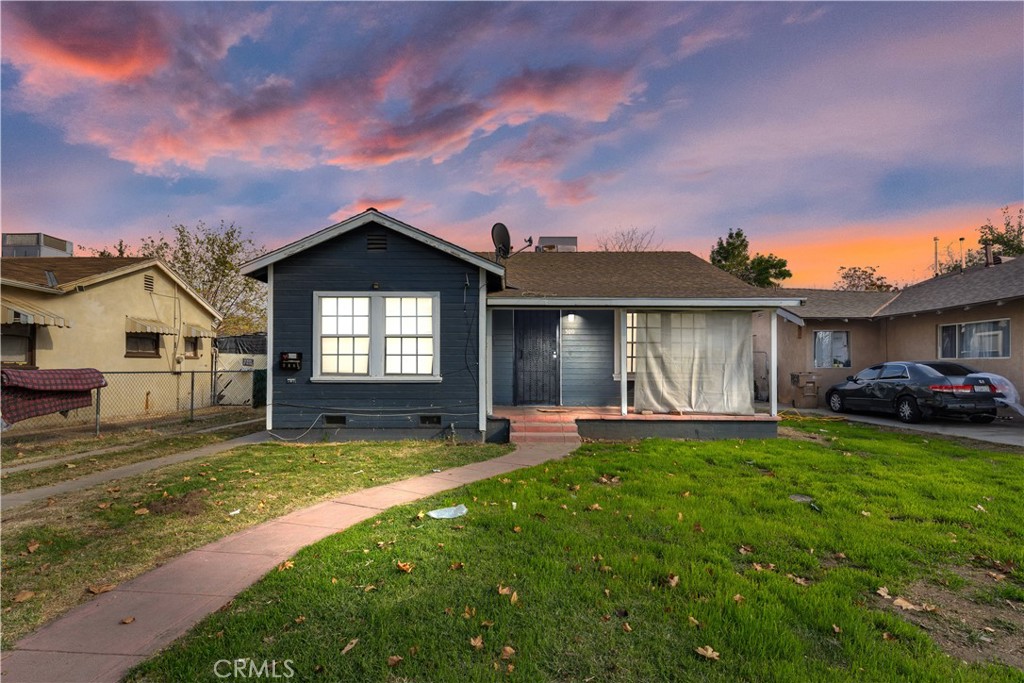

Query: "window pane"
<box><xmin>385</xmin><ymin>317</ymin><xmax>401</xmax><ymax>335</ymax></box>
<box><xmin>338</xmin><ymin>356</ymin><xmax>353</xmax><ymax>374</ymax></box>
<box><xmin>322</xmin><ymin>356</ymin><xmax>338</xmax><ymax>373</ymax></box>
<box><xmin>417</xmin><ymin>356</ymin><xmax>433</xmax><ymax>374</ymax></box>
<box><xmin>354</xmin><ymin>337</ymin><xmax>370</xmax><ymax>355</ymax></box>
<box><xmin>402</xmin><ymin>356</ymin><xmax>416</xmax><ymax>374</ymax></box>
<box><xmin>353</xmin><ymin>317</ymin><xmax>369</xmax><ymax>335</ymax></box>
<box><xmin>322</xmin><ymin>298</ymin><xmax>337</xmax><ymax>316</ymax></box>
<box><xmin>353</xmin><ymin>298</ymin><xmax>369</xmax><ymax>316</ymax></box>
<box><xmin>1</xmin><ymin>335</ymin><xmax>30</xmax><ymax>363</ymax></box>
<box><xmin>322</xmin><ymin>338</ymin><xmax>338</xmax><ymax>355</ymax></box>
<box><xmin>337</xmin><ymin>297</ymin><xmax>352</xmax><ymax>316</ymax></box>
<box><xmin>813</xmin><ymin>331</ymin><xmax>831</xmax><ymax>369</ymax></box>
<box><xmin>385</xmin><ymin>298</ymin><xmax>401</xmax><ymax>316</ymax></box>
<box><xmin>402</xmin><ymin>337</ymin><xmax>416</xmax><ymax>354</ymax></box>
<box><xmin>338</xmin><ymin>337</ymin><xmax>352</xmax><ymax>354</ymax></box>
<box><xmin>418</xmin><ymin>338</ymin><xmax>433</xmax><ymax>355</ymax></box>
<box><xmin>417</xmin><ymin>298</ymin><xmax>432</xmax><ymax>316</ymax></box>
<box><xmin>322</xmin><ymin>318</ymin><xmax>337</xmax><ymax>335</ymax></box>
<box><xmin>385</xmin><ymin>356</ymin><xmax>401</xmax><ymax>374</ymax></box>
<box><xmin>939</xmin><ymin>325</ymin><xmax>957</xmax><ymax>359</ymax></box>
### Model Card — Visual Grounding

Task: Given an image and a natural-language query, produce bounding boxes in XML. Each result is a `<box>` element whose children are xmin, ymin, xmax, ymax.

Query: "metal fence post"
<box><xmin>94</xmin><ymin>385</ymin><xmax>102</xmax><ymax>436</ymax></box>
<box><xmin>189</xmin><ymin>371</ymin><xmax>196</xmax><ymax>422</ymax></box>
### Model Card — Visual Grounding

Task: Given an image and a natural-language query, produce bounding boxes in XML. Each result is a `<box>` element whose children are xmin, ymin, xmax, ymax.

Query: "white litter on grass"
<box><xmin>512</xmin><ymin>502</ymin><xmax>517</xmax><ymax>510</ymax></box>
<box><xmin>427</xmin><ymin>504</ymin><xmax>468</xmax><ymax>519</ymax></box>
<box><xmin>228</xmin><ymin>509</ymin><xmax>241</xmax><ymax>516</ymax></box>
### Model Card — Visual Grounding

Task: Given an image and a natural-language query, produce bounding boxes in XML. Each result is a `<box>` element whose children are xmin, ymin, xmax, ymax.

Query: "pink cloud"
<box><xmin>492</xmin><ymin>65</ymin><xmax>640</xmax><ymax>124</ymax></box>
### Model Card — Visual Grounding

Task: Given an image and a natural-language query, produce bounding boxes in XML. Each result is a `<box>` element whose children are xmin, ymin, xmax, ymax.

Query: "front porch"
<box><xmin>491</xmin><ymin>405</ymin><xmax>780</xmax><ymax>444</ymax></box>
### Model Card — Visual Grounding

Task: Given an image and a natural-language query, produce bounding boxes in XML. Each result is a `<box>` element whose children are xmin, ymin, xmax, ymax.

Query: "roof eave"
<box><xmin>486</xmin><ymin>296</ymin><xmax>806</xmax><ymax>308</ymax></box>
<box><xmin>0</xmin><ymin>278</ymin><xmax>62</xmax><ymax>294</ymax></box>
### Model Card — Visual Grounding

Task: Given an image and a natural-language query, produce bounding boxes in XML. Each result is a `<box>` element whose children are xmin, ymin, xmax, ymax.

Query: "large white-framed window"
<box><xmin>813</xmin><ymin>330</ymin><xmax>851</xmax><ymax>368</ymax></box>
<box><xmin>313</xmin><ymin>291</ymin><xmax>440</xmax><ymax>381</ymax></box>
<box><xmin>938</xmin><ymin>319</ymin><xmax>1010</xmax><ymax>359</ymax></box>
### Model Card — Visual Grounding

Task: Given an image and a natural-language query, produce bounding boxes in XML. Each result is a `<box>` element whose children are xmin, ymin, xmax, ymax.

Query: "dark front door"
<box><xmin>514</xmin><ymin>310</ymin><xmax>560</xmax><ymax>405</ymax></box>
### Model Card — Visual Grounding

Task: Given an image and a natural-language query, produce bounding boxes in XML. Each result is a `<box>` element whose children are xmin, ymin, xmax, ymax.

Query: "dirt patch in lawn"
<box><xmin>875</xmin><ymin>566</ymin><xmax>1023</xmax><ymax>670</ymax></box>
<box><xmin>147</xmin><ymin>489</ymin><xmax>209</xmax><ymax>516</ymax></box>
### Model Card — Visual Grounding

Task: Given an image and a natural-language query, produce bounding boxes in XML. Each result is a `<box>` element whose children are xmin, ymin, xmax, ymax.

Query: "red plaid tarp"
<box><xmin>1</xmin><ymin>368</ymin><xmax>107</xmax><ymax>428</ymax></box>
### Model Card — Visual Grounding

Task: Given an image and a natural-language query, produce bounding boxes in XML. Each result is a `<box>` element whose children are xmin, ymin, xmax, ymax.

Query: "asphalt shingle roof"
<box><xmin>878</xmin><ymin>257</ymin><xmax>1024</xmax><ymax>316</ymax></box>
<box><xmin>483</xmin><ymin>251</ymin><xmax>776</xmax><ymax>299</ymax></box>
<box><xmin>1</xmin><ymin>257</ymin><xmax>151</xmax><ymax>289</ymax></box>
<box><xmin>779</xmin><ymin>288</ymin><xmax>897</xmax><ymax>319</ymax></box>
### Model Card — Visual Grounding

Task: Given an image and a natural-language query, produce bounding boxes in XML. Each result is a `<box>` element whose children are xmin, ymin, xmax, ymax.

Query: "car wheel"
<box><xmin>969</xmin><ymin>412</ymin><xmax>997</xmax><ymax>424</ymax></box>
<box><xmin>827</xmin><ymin>392</ymin><xmax>845</xmax><ymax>413</ymax></box>
<box><xmin>895</xmin><ymin>396</ymin><xmax>922</xmax><ymax>424</ymax></box>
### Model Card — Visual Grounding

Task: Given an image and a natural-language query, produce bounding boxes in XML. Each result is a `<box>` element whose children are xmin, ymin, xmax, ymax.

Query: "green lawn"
<box><xmin>0</xmin><ymin>439</ymin><xmax>511</xmax><ymax>647</ymax></box>
<box><xmin>128</xmin><ymin>420</ymin><xmax>1023</xmax><ymax>682</ymax></box>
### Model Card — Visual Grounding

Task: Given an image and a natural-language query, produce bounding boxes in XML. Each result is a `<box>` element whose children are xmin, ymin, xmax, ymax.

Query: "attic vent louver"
<box><xmin>367</xmin><ymin>233</ymin><xmax>388</xmax><ymax>251</ymax></box>
<box><xmin>143</xmin><ymin>274</ymin><xmax>155</xmax><ymax>292</ymax></box>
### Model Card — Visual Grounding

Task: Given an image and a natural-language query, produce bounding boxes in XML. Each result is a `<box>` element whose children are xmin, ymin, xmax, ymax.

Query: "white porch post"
<box><xmin>770</xmin><ymin>308</ymin><xmax>778</xmax><ymax>417</ymax></box>
<box><xmin>265</xmin><ymin>264</ymin><xmax>274</xmax><ymax>431</ymax></box>
<box><xmin>619</xmin><ymin>308</ymin><xmax>628</xmax><ymax>416</ymax></box>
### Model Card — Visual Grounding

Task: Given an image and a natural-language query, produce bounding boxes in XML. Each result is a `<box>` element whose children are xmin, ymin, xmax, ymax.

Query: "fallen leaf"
<box><xmin>622</xmin><ymin>622</ymin><xmax>632</xmax><ymax>633</ymax></box>
<box><xmin>450</xmin><ymin>562</ymin><xmax>465</xmax><ymax>571</ymax></box>
<box><xmin>97</xmin><ymin>502</ymin><xmax>111</xmax><ymax>509</ymax></box>
<box><xmin>463</xmin><ymin>605</ymin><xmax>476</xmax><ymax>619</ymax></box>
<box><xmin>513</xmin><ymin>526</ymin><xmax>522</xmax><ymax>533</ymax></box>
<box><xmin>732</xmin><ymin>594</ymin><xmax>745</xmax><ymax>604</ymax></box>
<box><xmin>120</xmin><ymin>616</ymin><xmax>135</xmax><ymax>624</ymax></box>
<box><xmin>506</xmin><ymin>664</ymin><xmax>515</xmax><ymax>673</ymax></box>
<box><xmin>987</xmin><ymin>572</ymin><xmax>1007</xmax><ymax>582</ymax></box>
<box><xmin>363</xmin><ymin>584</ymin><xmax>376</xmax><ymax>593</ymax></box>
<box><xmin>665</xmin><ymin>573</ymin><xmax>680</xmax><ymax>588</ymax></box>
<box><xmin>601</xmin><ymin>614</ymin><xmax>611</xmax><ymax>622</ymax></box>
<box><xmin>599</xmin><ymin>565</ymin><xmax>612</xmax><ymax>573</ymax></box>
<box><xmin>739</xmin><ymin>545</ymin><xmax>753</xmax><ymax>555</ymax></box>
<box><xmin>834</xmin><ymin>552</ymin><xmax>847</xmax><ymax>560</ymax></box>
<box><xmin>882</xmin><ymin>632</ymin><xmax>897</xmax><ymax>641</ymax></box>
<box><xmin>396</xmin><ymin>561</ymin><xmax>415</xmax><ymax>573</ymax></box>
<box><xmin>331</xmin><ymin>577</ymin><xmax>338</xmax><ymax>585</ymax></box>
<box><xmin>693</xmin><ymin>522</ymin><xmax>704</xmax><ymax>533</ymax></box>
<box><xmin>973</xmin><ymin>504</ymin><xmax>987</xmax><ymax>513</ymax></box>
<box><xmin>294</xmin><ymin>615</ymin><xmax>306</xmax><ymax>624</ymax></box>
<box><xmin>510</xmin><ymin>591</ymin><xmax>519</xmax><ymax>605</ymax></box>
<box><xmin>26</xmin><ymin>541</ymin><xmax>40</xmax><ymax>554</ymax></box>
<box><xmin>481</xmin><ymin>620</ymin><xmax>495</xmax><ymax>628</ymax></box>
<box><xmin>134</xmin><ymin>508</ymin><xmax>150</xmax><ymax>516</ymax></box>
<box><xmin>588</xmin><ymin>503</ymin><xmax>603</xmax><ymax>511</ymax></box>
<box><xmin>860</xmin><ymin>510</ymin><xmax>871</xmax><ymax>517</ymax></box>
<box><xmin>500</xmin><ymin>645</ymin><xmax>516</xmax><ymax>660</ymax></box>
<box><xmin>683</xmin><ymin>491</ymin><xmax>691</xmax><ymax>498</ymax></box>
<box><xmin>688</xmin><ymin>615</ymin><xmax>700</xmax><ymax>627</ymax></box>
<box><xmin>470</xmin><ymin>635</ymin><xmax>484</xmax><ymax>650</ymax></box>
<box><xmin>387</xmin><ymin>655</ymin><xmax>403</xmax><ymax>667</ymax></box>
<box><xmin>786</xmin><ymin>574</ymin><xmax>810</xmax><ymax>586</ymax></box>
<box><xmin>677</xmin><ymin>512</ymin><xmax>684</xmax><ymax>521</ymax></box>
<box><xmin>65</xmin><ymin>463</ymin><xmax>76</xmax><ymax>469</ymax></box>
<box><xmin>409</xmin><ymin>645</ymin><xmax>420</xmax><ymax>656</ymax></box>
<box><xmin>341</xmin><ymin>638</ymin><xmax>359</xmax><ymax>655</ymax></box>
<box><xmin>13</xmin><ymin>590</ymin><xmax>35</xmax><ymax>603</ymax></box>
<box><xmin>893</xmin><ymin>597</ymin><xmax>922</xmax><ymax>611</ymax></box>
<box><xmin>277</xmin><ymin>560</ymin><xmax>295</xmax><ymax>572</ymax></box>
<box><xmin>832</xmin><ymin>624</ymin><xmax>842</xmax><ymax>634</ymax></box>
<box><xmin>88</xmin><ymin>583</ymin><xmax>116</xmax><ymax>595</ymax></box>
<box><xmin>695</xmin><ymin>645</ymin><xmax>720</xmax><ymax>661</ymax></box>
<box><xmin>876</xmin><ymin>586</ymin><xmax>891</xmax><ymax>599</ymax></box>
<box><xmin>497</xmin><ymin>584</ymin><xmax>512</xmax><ymax>595</ymax></box>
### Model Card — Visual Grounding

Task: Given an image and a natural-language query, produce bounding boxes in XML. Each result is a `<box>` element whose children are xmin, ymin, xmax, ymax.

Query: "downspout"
<box><xmin>478</xmin><ymin>268</ymin><xmax>487</xmax><ymax>437</ymax></box>
<box><xmin>770</xmin><ymin>309</ymin><xmax>778</xmax><ymax>417</ymax></box>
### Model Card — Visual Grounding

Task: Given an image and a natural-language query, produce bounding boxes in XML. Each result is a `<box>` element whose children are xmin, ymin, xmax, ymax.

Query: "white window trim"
<box><xmin>937</xmin><ymin>318</ymin><xmax>1011</xmax><ymax>360</ymax></box>
<box><xmin>312</xmin><ymin>291</ymin><xmax>442</xmax><ymax>382</ymax></box>
<box><xmin>812</xmin><ymin>330</ymin><xmax>852</xmax><ymax>369</ymax></box>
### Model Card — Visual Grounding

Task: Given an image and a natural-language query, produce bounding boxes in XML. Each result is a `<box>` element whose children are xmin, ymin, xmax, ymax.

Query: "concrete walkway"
<box><xmin>0</xmin><ymin>441</ymin><xmax>578</xmax><ymax>683</ymax></box>
<box><xmin>788</xmin><ymin>408</ymin><xmax>1024</xmax><ymax>448</ymax></box>
<box><xmin>1</xmin><ymin>432</ymin><xmax>271</xmax><ymax>511</ymax></box>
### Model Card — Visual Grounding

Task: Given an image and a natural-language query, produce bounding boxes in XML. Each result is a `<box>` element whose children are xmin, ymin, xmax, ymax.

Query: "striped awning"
<box><xmin>1</xmin><ymin>296</ymin><xmax>70</xmax><ymax>327</ymax></box>
<box><xmin>184</xmin><ymin>323</ymin><xmax>216</xmax><ymax>338</ymax></box>
<box><xmin>125</xmin><ymin>316</ymin><xmax>177</xmax><ymax>335</ymax></box>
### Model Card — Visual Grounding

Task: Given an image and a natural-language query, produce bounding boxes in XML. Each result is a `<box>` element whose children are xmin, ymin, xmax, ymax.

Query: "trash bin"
<box><xmin>791</xmin><ymin>372</ymin><xmax>818</xmax><ymax>409</ymax></box>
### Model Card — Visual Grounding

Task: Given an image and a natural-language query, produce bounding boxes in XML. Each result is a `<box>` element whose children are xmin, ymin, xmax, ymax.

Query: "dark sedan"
<box><xmin>825</xmin><ymin>361</ymin><xmax>1003</xmax><ymax>424</ymax></box>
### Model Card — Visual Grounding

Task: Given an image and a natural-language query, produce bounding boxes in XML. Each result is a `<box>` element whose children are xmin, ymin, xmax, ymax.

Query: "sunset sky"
<box><xmin>2</xmin><ymin>2</ymin><xmax>1021</xmax><ymax>287</ymax></box>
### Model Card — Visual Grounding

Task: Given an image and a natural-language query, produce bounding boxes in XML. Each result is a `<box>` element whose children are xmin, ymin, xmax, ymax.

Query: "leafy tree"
<box><xmin>935</xmin><ymin>206</ymin><xmax>1023</xmax><ymax>275</ymax></box>
<box><xmin>95</xmin><ymin>221</ymin><xmax>266</xmax><ymax>335</ymax></box>
<box><xmin>709</xmin><ymin>229</ymin><xmax>792</xmax><ymax>288</ymax></box>
<box><xmin>834</xmin><ymin>265</ymin><xmax>898</xmax><ymax>291</ymax></box>
<box><xmin>596</xmin><ymin>226</ymin><xmax>661</xmax><ymax>252</ymax></box>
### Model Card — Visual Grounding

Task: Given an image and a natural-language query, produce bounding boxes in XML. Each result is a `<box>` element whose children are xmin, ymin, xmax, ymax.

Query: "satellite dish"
<box><xmin>491</xmin><ymin>222</ymin><xmax>511</xmax><ymax>259</ymax></box>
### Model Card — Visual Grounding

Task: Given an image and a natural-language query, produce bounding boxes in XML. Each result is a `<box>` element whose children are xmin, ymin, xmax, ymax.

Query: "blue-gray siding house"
<box><xmin>242</xmin><ymin>209</ymin><xmax>802</xmax><ymax>440</ymax></box>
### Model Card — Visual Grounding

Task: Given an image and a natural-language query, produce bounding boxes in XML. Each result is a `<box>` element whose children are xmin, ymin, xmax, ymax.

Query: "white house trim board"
<box><xmin>266</xmin><ymin>263</ymin><xmax>274</xmax><ymax>431</ymax></box>
<box><xmin>619</xmin><ymin>307</ymin><xmax>628</xmax><ymax>416</ymax></box>
<box><xmin>770</xmin><ymin>309</ymin><xmax>778</xmax><ymax>417</ymax></box>
<box><xmin>241</xmin><ymin>209</ymin><xmax>505</xmax><ymax>278</ymax></box>
<box><xmin>488</xmin><ymin>297</ymin><xmax>805</xmax><ymax>309</ymax></box>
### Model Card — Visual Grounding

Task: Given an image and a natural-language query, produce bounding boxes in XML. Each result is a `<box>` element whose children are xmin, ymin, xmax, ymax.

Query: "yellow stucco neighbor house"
<box><xmin>1</xmin><ymin>256</ymin><xmax>221</xmax><ymax>419</ymax></box>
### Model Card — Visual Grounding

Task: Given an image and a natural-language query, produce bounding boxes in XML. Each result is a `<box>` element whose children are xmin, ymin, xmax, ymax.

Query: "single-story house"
<box><xmin>754</xmin><ymin>255</ymin><xmax>1024</xmax><ymax>406</ymax></box>
<box><xmin>1</xmin><ymin>257</ymin><xmax>221</xmax><ymax>419</ymax></box>
<box><xmin>241</xmin><ymin>209</ymin><xmax>803</xmax><ymax>441</ymax></box>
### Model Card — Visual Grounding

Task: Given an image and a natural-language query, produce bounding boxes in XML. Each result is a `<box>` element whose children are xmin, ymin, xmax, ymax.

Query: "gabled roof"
<box><xmin>878</xmin><ymin>257</ymin><xmax>1024</xmax><ymax>316</ymax></box>
<box><xmin>0</xmin><ymin>257</ymin><xmax>221</xmax><ymax>321</ymax></box>
<box><xmin>241</xmin><ymin>209</ymin><xmax>505</xmax><ymax>280</ymax></box>
<box><xmin>779</xmin><ymin>288</ymin><xmax>897</xmax><ymax>319</ymax></box>
<box><xmin>777</xmin><ymin>257</ymin><xmax>1023</xmax><ymax>321</ymax></box>
<box><xmin>487</xmin><ymin>251</ymin><xmax>804</xmax><ymax>307</ymax></box>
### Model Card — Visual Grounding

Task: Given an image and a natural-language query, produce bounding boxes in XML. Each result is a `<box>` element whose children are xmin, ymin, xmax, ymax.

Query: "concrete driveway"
<box><xmin>792</xmin><ymin>407</ymin><xmax>1023</xmax><ymax>448</ymax></box>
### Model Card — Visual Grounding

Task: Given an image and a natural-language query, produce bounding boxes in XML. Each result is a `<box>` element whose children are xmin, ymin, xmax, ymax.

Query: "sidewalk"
<box><xmin>1</xmin><ymin>432</ymin><xmax>271</xmax><ymax>511</ymax></box>
<box><xmin>0</xmin><ymin>441</ymin><xmax>578</xmax><ymax>683</ymax></box>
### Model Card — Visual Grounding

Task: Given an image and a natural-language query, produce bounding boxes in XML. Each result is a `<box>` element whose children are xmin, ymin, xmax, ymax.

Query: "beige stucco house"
<box><xmin>755</xmin><ymin>256</ymin><xmax>1024</xmax><ymax>406</ymax></box>
<box><xmin>1</xmin><ymin>257</ymin><xmax>221</xmax><ymax>418</ymax></box>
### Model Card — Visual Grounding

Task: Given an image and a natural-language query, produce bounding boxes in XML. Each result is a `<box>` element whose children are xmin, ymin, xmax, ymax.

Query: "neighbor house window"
<box><xmin>314</xmin><ymin>292</ymin><xmax>439</xmax><ymax>380</ymax></box>
<box><xmin>1</xmin><ymin>323</ymin><xmax>35</xmax><ymax>367</ymax></box>
<box><xmin>126</xmin><ymin>332</ymin><xmax>160</xmax><ymax>358</ymax></box>
<box><xmin>813</xmin><ymin>330</ymin><xmax>850</xmax><ymax>368</ymax></box>
<box><xmin>939</xmin><ymin>319</ymin><xmax>1010</xmax><ymax>359</ymax></box>
<box><xmin>183</xmin><ymin>337</ymin><xmax>200</xmax><ymax>359</ymax></box>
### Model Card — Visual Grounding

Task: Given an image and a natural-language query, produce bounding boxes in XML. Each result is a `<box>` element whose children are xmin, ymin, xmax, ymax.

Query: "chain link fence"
<box><xmin>2</xmin><ymin>369</ymin><xmax>266</xmax><ymax>436</ymax></box>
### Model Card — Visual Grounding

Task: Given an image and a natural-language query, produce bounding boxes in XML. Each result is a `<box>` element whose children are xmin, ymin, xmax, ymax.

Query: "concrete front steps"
<box><xmin>508</xmin><ymin>412</ymin><xmax>581</xmax><ymax>444</ymax></box>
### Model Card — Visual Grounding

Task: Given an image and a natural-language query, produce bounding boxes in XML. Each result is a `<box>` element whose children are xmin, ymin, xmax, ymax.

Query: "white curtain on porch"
<box><xmin>633</xmin><ymin>311</ymin><xmax>754</xmax><ymax>415</ymax></box>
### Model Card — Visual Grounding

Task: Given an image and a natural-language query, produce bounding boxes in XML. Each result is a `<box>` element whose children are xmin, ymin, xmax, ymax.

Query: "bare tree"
<box><xmin>596</xmin><ymin>226</ymin><xmax>662</xmax><ymax>252</ymax></box>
